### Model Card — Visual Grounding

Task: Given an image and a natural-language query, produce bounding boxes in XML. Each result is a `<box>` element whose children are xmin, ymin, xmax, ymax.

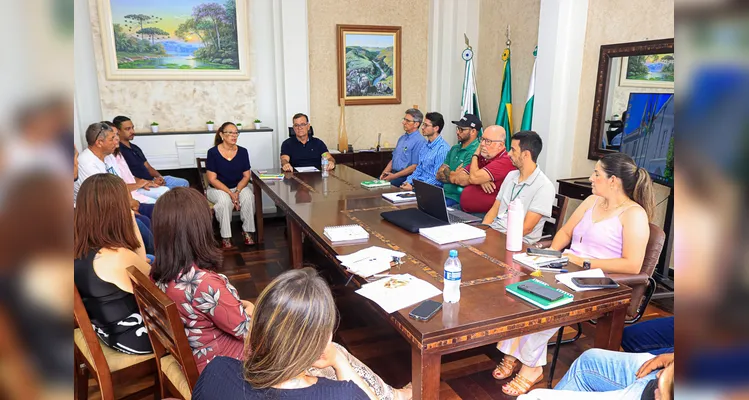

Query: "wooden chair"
<box><xmin>195</xmin><ymin>158</ymin><xmax>210</xmax><ymax>196</ymax></box>
<box><xmin>546</xmin><ymin>223</ymin><xmax>666</xmax><ymax>388</ymax></box>
<box><xmin>536</xmin><ymin>194</ymin><xmax>570</xmax><ymax>248</ymax></box>
<box><xmin>127</xmin><ymin>266</ymin><xmax>200</xmax><ymax>400</ymax></box>
<box><xmin>73</xmin><ymin>286</ymin><xmax>157</xmax><ymax>400</ymax></box>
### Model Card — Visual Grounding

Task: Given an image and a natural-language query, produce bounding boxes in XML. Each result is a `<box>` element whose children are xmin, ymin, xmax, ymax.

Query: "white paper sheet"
<box><xmin>355</xmin><ymin>274</ymin><xmax>442</xmax><ymax>314</ymax></box>
<box><xmin>337</xmin><ymin>246</ymin><xmax>406</xmax><ymax>278</ymax></box>
<box><xmin>294</xmin><ymin>166</ymin><xmax>320</xmax><ymax>172</ymax></box>
<box><xmin>555</xmin><ymin>268</ymin><xmax>606</xmax><ymax>292</ymax></box>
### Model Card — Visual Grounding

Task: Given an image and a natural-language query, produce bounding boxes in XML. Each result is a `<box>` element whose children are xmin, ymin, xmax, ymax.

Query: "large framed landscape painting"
<box><xmin>619</xmin><ymin>53</ymin><xmax>674</xmax><ymax>89</ymax></box>
<box><xmin>97</xmin><ymin>0</ymin><xmax>250</xmax><ymax>80</ymax></box>
<box><xmin>337</xmin><ymin>25</ymin><xmax>401</xmax><ymax>105</ymax></box>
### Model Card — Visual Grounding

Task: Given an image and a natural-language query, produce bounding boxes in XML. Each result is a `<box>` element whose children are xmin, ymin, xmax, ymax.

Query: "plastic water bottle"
<box><xmin>321</xmin><ymin>156</ymin><xmax>329</xmax><ymax>178</ymax></box>
<box><xmin>506</xmin><ymin>199</ymin><xmax>523</xmax><ymax>251</ymax></box>
<box><xmin>443</xmin><ymin>250</ymin><xmax>462</xmax><ymax>303</ymax></box>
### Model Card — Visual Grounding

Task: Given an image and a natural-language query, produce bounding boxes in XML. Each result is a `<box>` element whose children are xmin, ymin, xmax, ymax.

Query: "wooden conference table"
<box><xmin>251</xmin><ymin>165</ymin><xmax>631</xmax><ymax>400</ymax></box>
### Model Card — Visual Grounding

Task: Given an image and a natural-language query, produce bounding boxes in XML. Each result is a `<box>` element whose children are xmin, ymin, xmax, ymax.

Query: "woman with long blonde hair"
<box><xmin>193</xmin><ymin>268</ymin><xmax>411</xmax><ymax>400</ymax></box>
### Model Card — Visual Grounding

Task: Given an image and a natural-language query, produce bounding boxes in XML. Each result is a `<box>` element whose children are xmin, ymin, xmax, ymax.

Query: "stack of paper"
<box><xmin>513</xmin><ymin>253</ymin><xmax>569</xmax><ymax>269</ymax></box>
<box><xmin>382</xmin><ymin>191</ymin><xmax>417</xmax><ymax>204</ymax></box>
<box><xmin>356</xmin><ymin>274</ymin><xmax>442</xmax><ymax>313</ymax></box>
<box><xmin>419</xmin><ymin>223</ymin><xmax>486</xmax><ymax>245</ymax></box>
<box><xmin>555</xmin><ymin>268</ymin><xmax>606</xmax><ymax>292</ymax></box>
<box><xmin>324</xmin><ymin>225</ymin><xmax>369</xmax><ymax>244</ymax></box>
<box><xmin>295</xmin><ymin>166</ymin><xmax>320</xmax><ymax>172</ymax></box>
<box><xmin>361</xmin><ymin>179</ymin><xmax>392</xmax><ymax>189</ymax></box>
<box><xmin>336</xmin><ymin>246</ymin><xmax>405</xmax><ymax>278</ymax></box>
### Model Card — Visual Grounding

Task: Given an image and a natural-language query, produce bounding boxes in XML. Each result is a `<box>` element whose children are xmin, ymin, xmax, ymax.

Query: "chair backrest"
<box><xmin>288</xmin><ymin>125</ymin><xmax>315</xmax><ymax>137</ymax></box>
<box><xmin>626</xmin><ymin>223</ymin><xmax>666</xmax><ymax>319</ymax></box>
<box><xmin>73</xmin><ymin>286</ymin><xmax>114</xmax><ymax>395</ymax></box>
<box><xmin>127</xmin><ymin>266</ymin><xmax>200</xmax><ymax>392</ymax></box>
<box><xmin>542</xmin><ymin>194</ymin><xmax>569</xmax><ymax>238</ymax></box>
<box><xmin>195</xmin><ymin>158</ymin><xmax>208</xmax><ymax>195</ymax></box>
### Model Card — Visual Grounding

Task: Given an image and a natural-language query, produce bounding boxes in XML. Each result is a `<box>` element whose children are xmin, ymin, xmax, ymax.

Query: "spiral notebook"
<box><xmin>324</xmin><ymin>224</ymin><xmax>370</xmax><ymax>243</ymax></box>
<box><xmin>506</xmin><ymin>279</ymin><xmax>574</xmax><ymax>310</ymax></box>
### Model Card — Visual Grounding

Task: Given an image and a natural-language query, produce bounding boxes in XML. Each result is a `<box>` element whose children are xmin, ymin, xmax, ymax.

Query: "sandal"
<box><xmin>221</xmin><ymin>238</ymin><xmax>233</xmax><ymax>249</ymax></box>
<box><xmin>243</xmin><ymin>232</ymin><xmax>255</xmax><ymax>245</ymax></box>
<box><xmin>492</xmin><ymin>357</ymin><xmax>519</xmax><ymax>380</ymax></box>
<box><xmin>501</xmin><ymin>372</ymin><xmax>544</xmax><ymax>397</ymax></box>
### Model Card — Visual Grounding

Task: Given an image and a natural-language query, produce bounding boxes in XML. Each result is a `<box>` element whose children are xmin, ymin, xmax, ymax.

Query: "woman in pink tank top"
<box><xmin>492</xmin><ymin>153</ymin><xmax>656</xmax><ymax>396</ymax></box>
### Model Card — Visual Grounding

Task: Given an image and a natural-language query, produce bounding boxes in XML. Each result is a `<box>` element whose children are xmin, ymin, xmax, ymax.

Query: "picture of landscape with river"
<box><xmin>109</xmin><ymin>0</ymin><xmax>240</xmax><ymax>70</ymax></box>
<box><xmin>344</xmin><ymin>33</ymin><xmax>396</xmax><ymax>97</ymax></box>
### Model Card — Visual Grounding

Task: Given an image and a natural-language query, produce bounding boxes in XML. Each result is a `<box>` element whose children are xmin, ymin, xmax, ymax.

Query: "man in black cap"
<box><xmin>436</xmin><ymin>114</ymin><xmax>482</xmax><ymax>207</ymax></box>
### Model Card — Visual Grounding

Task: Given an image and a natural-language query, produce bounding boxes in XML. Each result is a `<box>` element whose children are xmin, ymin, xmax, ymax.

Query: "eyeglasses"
<box><xmin>293</xmin><ymin>123</ymin><xmax>309</xmax><ymax>129</ymax></box>
<box><xmin>456</xmin><ymin>127</ymin><xmax>472</xmax><ymax>133</ymax></box>
<box><xmin>422</xmin><ymin>123</ymin><xmax>434</xmax><ymax>128</ymax></box>
<box><xmin>402</xmin><ymin>118</ymin><xmax>417</xmax><ymax>124</ymax></box>
<box><xmin>223</xmin><ymin>131</ymin><xmax>240</xmax><ymax>136</ymax></box>
<box><xmin>480</xmin><ymin>137</ymin><xmax>504</xmax><ymax>145</ymax></box>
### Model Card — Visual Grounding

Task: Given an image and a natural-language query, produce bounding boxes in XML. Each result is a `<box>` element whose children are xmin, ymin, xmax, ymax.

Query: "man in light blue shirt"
<box><xmin>379</xmin><ymin>108</ymin><xmax>427</xmax><ymax>187</ymax></box>
<box><xmin>401</xmin><ymin>112</ymin><xmax>450</xmax><ymax>190</ymax></box>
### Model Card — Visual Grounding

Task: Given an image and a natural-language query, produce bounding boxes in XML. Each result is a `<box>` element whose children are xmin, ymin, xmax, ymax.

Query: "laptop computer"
<box><xmin>381</xmin><ymin>180</ymin><xmax>481</xmax><ymax>232</ymax></box>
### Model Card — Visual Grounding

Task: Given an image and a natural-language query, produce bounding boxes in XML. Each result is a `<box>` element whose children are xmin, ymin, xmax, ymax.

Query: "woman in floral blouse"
<box><xmin>150</xmin><ymin>187</ymin><xmax>253</xmax><ymax>373</ymax></box>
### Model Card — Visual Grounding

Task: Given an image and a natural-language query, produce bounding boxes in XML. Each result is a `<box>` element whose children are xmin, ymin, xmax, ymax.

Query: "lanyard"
<box><xmin>510</xmin><ymin>183</ymin><xmax>524</xmax><ymax>202</ymax></box>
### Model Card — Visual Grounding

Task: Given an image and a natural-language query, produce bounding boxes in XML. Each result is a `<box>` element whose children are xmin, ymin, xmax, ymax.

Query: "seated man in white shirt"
<box><xmin>482</xmin><ymin>130</ymin><xmax>555</xmax><ymax>244</ymax></box>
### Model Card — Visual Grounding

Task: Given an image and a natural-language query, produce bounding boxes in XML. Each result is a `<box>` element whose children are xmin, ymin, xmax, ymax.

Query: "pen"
<box><xmin>540</xmin><ymin>268</ymin><xmax>568</xmax><ymax>273</ymax></box>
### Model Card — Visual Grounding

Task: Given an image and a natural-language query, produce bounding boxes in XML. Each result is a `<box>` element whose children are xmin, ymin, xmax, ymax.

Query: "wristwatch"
<box><xmin>583</xmin><ymin>260</ymin><xmax>591</xmax><ymax>270</ymax></box>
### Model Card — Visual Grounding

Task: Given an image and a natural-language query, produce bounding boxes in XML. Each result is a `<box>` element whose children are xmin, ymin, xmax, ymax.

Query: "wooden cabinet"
<box><xmin>333</xmin><ymin>150</ymin><xmax>393</xmax><ymax>178</ymax></box>
<box><xmin>557</xmin><ymin>177</ymin><xmax>593</xmax><ymax>202</ymax></box>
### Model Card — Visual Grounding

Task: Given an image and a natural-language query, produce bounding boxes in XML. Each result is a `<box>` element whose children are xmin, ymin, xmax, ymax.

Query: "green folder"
<box><xmin>361</xmin><ymin>179</ymin><xmax>392</xmax><ymax>188</ymax></box>
<box><xmin>506</xmin><ymin>279</ymin><xmax>574</xmax><ymax>310</ymax></box>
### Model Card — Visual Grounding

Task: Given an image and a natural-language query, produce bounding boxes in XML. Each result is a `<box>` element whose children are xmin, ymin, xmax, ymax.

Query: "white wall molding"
<box><xmin>427</xmin><ymin>0</ymin><xmax>480</xmax><ymax>147</ymax></box>
<box><xmin>74</xmin><ymin>0</ymin><xmax>103</xmax><ymax>148</ymax></box>
<box><xmin>532</xmin><ymin>0</ymin><xmax>589</xmax><ymax>186</ymax></box>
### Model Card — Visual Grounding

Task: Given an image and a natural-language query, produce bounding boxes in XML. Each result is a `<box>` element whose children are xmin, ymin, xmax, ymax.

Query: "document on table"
<box><xmin>294</xmin><ymin>166</ymin><xmax>320</xmax><ymax>172</ymax></box>
<box><xmin>419</xmin><ymin>223</ymin><xmax>486</xmax><ymax>245</ymax></box>
<box><xmin>336</xmin><ymin>246</ymin><xmax>405</xmax><ymax>278</ymax></box>
<box><xmin>356</xmin><ymin>274</ymin><xmax>442</xmax><ymax>314</ymax></box>
<box><xmin>555</xmin><ymin>268</ymin><xmax>606</xmax><ymax>292</ymax></box>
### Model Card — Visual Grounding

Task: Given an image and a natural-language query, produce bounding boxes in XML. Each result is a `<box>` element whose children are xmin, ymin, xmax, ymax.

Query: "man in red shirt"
<box><xmin>453</xmin><ymin>125</ymin><xmax>516</xmax><ymax>214</ymax></box>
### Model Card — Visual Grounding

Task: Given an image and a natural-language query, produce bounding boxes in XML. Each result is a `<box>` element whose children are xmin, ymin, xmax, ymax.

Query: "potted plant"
<box><xmin>236</xmin><ymin>123</ymin><xmax>243</xmax><ymax>131</ymax></box>
<box><xmin>254</xmin><ymin>119</ymin><xmax>262</xmax><ymax>129</ymax></box>
<box><xmin>150</xmin><ymin>122</ymin><xmax>159</xmax><ymax>133</ymax></box>
<box><xmin>206</xmin><ymin>120</ymin><xmax>214</xmax><ymax>131</ymax></box>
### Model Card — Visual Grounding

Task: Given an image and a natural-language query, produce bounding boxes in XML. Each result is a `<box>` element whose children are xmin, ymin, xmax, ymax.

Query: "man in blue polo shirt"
<box><xmin>379</xmin><ymin>108</ymin><xmax>426</xmax><ymax>187</ymax></box>
<box><xmin>112</xmin><ymin>115</ymin><xmax>190</xmax><ymax>189</ymax></box>
<box><xmin>400</xmin><ymin>111</ymin><xmax>450</xmax><ymax>191</ymax></box>
<box><xmin>280</xmin><ymin>113</ymin><xmax>336</xmax><ymax>172</ymax></box>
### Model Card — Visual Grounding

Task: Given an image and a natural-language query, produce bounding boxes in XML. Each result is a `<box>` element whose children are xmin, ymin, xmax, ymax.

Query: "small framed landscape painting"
<box><xmin>337</xmin><ymin>25</ymin><xmax>401</xmax><ymax>105</ymax></box>
<box><xmin>97</xmin><ymin>0</ymin><xmax>250</xmax><ymax>80</ymax></box>
<box><xmin>619</xmin><ymin>53</ymin><xmax>674</xmax><ymax>89</ymax></box>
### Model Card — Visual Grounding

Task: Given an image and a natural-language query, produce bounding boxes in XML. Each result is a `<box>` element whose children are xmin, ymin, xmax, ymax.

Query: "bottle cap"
<box><xmin>449</xmin><ymin>250</ymin><xmax>458</xmax><ymax>257</ymax></box>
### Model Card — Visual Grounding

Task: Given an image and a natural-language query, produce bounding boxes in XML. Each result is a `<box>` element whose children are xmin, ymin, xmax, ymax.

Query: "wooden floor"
<box><xmin>87</xmin><ymin>216</ymin><xmax>673</xmax><ymax>399</ymax></box>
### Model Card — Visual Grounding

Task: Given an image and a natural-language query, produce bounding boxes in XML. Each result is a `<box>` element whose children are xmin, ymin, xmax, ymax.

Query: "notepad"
<box><xmin>382</xmin><ymin>191</ymin><xmax>417</xmax><ymax>204</ymax></box>
<box><xmin>419</xmin><ymin>223</ymin><xmax>487</xmax><ymax>245</ymax></box>
<box><xmin>258</xmin><ymin>173</ymin><xmax>284</xmax><ymax>180</ymax></box>
<box><xmin>512</xmin><ymin>253</ymin><xmax>569</xmax><ymax>269</ymax></box>
<box><xmin>361</xmin><ymin>179</ymin><xmax>392</xmax><ymax>189</ymax></box>
<box><xmin>356</xmin><ymin>274</ymin><xmax>442</xmax><ymax>314</ymax></box>
<box><xmin>295</xmin><ymin>166</ymin><xmax>320</xmax><ymax>172</ymax></box>
<box><xmin>506</xmin><ymin>279</ymin><xmax>574</xmax><ymax>310</ymax></box>
<box><xmin>323</xmin><ymin>224</ymin><xmax>369</xmax><ymax>243</ymax></box>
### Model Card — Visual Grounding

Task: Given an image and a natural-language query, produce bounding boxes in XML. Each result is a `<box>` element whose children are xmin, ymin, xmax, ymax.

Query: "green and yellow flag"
<box><xmin>495</xmin><ymin>47</ymin><xmax>513</xmax><ymax>150</ymax></box>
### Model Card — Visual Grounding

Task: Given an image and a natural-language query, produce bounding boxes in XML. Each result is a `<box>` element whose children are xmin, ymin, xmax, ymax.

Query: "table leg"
<box><xmin>253</xmin><ymin>178</ymin><xmax>264</xmax><ymax>244</ymax></box>
<box><xmin>411</xmin><ymin>346</ymin><xmax>440</xmax><ymax>400</ymax></box>
<box><xmin>287</xmin><ymin>216</ymin><xmax>303</xmax><ymax>269</ymax></box>
<box><xmin>594</xmin><ymin>306</ymin><xmax>627</xmax><ymax>350</ymax></box>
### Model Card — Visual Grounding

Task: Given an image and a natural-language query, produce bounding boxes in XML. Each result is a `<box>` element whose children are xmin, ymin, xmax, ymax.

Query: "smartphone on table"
<box><xmin>409</xmin><ymin>300</ymin><xmax>442</xmax><ymax>321</ymax></box>
<box><xmin>571</xmin><ymin>277</ymin><xmax>620</xmax><ymax>288</ymax></box>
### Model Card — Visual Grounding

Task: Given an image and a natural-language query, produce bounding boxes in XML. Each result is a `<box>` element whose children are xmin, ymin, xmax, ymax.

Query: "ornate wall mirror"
<box><xmin>587</xmin><ymin>38</ymin><xmax>674</xmax><ymax>183</ymax></box>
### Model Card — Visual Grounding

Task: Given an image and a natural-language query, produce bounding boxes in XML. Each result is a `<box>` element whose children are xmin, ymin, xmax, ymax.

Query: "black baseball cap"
<box><xmin>452</xmin><ymin>114</ymin><xmax>482</xmax><ymax>130</ymax></box>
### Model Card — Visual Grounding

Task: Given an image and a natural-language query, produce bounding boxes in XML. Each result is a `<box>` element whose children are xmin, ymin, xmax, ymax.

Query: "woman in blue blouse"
<box><xmin>206</xmin><ymin>122</ymin><xmax>256</xmax><ymax>248</ymax></box>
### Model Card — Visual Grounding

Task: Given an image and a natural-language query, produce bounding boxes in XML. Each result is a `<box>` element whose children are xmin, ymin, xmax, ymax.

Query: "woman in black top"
<box><xmin>74</xmin><ymin>173</ymin><xmax>152</xmax><ymax>354</ymax></box>
<box><xmin>193</xmin><ymin>268</ymin><xmax>411</xmax><ymax>400</ymax></box>
<box><xmin>206</xmin><ymin>122</ymin><xmax>256</xmax><ymax>248</ymax></box>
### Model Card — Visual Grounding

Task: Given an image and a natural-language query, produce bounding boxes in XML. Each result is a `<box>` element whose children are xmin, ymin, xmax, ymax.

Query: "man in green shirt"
<box><xmin>436</xmin><ymin>114</ymin><xmax>481</xmax><ymax>207</ymax></box>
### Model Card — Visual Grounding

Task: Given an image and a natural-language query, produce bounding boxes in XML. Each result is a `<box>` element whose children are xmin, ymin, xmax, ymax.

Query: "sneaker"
<box><xmin>221</xmin><ymin>238</ymin><xmax>233</xmax><ymax>249</ymax></box>
<box><xmin>243</xmin><ymin>232</ymin><xmax>255</xmax><ymax>245</ymax></box>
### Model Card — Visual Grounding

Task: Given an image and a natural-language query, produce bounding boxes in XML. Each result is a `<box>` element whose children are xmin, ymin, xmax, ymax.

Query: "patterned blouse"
<box><xmin>155</xmin><ymin>265</ymin><xmax>251</xmax><ymax>373</ymax></box>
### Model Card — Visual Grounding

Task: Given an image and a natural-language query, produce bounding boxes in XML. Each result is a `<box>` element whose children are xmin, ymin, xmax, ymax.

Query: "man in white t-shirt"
<box><xmin>74</xmin><ymin>122</ymin><xmax>120</xmax><ymax>203</ymax></box>
<box><xmin>482</xmin><ymin>130</ymin><xmax>555</xmax><ymax>244</ymax></box>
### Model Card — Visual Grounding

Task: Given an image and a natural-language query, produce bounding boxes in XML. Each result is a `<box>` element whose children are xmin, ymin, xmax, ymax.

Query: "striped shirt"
<box><xmin>406</xmin><ymin>135</ymin><xmax>451</xmax><ymax>186</ymax></box>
